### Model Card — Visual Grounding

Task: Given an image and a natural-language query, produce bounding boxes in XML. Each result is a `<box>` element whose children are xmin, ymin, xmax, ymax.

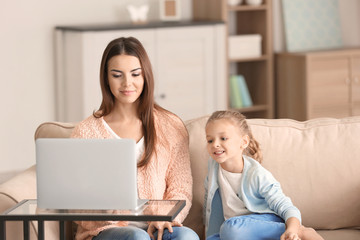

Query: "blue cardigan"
<box><xmin>204</xmin><ymin>155</ymin><xmax>302</xmax><ymax>237</ymax></box>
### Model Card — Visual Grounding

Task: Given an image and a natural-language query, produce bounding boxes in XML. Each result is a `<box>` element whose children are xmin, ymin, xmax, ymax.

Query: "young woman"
<box><xmin>71</xmin><ymin>37</ymin><xmax>199</xmax><ymax>240</ymax></box>
<box><xmin>204</xmin><ymin>110</ymin><xmax>324</xmax><ymax>240</ymax></box>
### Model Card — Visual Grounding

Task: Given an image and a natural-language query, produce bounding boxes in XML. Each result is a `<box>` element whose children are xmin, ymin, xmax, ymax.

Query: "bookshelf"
<box><xmin>193</xmin><ymin>0</ymin><xmax>274</xmax><ymax>118</ymax></box>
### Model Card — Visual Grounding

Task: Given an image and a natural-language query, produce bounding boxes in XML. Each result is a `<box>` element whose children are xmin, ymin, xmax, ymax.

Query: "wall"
<box><xmin>0</xmin><ymin>0</ymin><xmax>192</xmax><ymax>183</ymax></box>
<box><xmin>0</xmin><ymin>0</ymin><xmax>359</xmax><ymax>183</ymax></box>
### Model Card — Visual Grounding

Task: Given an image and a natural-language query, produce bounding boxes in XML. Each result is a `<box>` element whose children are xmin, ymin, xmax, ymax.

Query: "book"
<box><xmin>229</xmin><ymin>75</ymin><xmax>243</xmax><ymax>108</ymax></box>
<box><xmin>237</xmin><ymin>75</ymin><xmax>253</xmax><ymax>107</ymax></box>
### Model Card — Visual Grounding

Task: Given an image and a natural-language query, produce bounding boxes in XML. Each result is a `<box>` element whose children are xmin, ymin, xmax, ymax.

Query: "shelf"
<box><xmin>228</xmin><ymin>4</ymin><xmax>267</xmax><ymax>12</ymax></box>
<box><xmin>230</xmin><ymin>104</ymin><xmax>268</xmax><ymax>112</ymax></box>
<box><xmin>56</xmin><ymin>20</ymin><xmax>224</xmax><ymax>32</ymax></box>
<box><xmin>229</xmin><ymin>55</ymin><xmax>268</xmax><ymax>63</ymax></box>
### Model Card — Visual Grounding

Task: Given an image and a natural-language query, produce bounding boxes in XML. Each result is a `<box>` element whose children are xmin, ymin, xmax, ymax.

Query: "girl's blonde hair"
<box><xmin>206</xmin><ymin>110</ymin><xmax>263</xmax><ymax>163</ymax></box>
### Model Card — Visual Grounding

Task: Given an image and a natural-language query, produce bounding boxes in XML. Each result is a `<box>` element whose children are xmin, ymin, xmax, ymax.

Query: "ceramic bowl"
<box><xmin>228</xmin><ymin>0</ymin><xmax>243</xmax><ymax>6</ymax></box>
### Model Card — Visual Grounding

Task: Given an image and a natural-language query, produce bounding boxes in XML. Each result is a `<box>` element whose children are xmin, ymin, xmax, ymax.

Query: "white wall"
<box><xmin>0</xmin><ymin>0</ymin><xmax>359</xmax><ymax>183</ymax></box>
<box><xmin>0</xmin><ymin>0</ymin><xmax>192</xmax><ymax>183</ymax></box>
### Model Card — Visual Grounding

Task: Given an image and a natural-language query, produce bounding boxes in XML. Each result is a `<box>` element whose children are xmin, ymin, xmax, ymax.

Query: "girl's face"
<box><xmin>107</xmin><ymin>54</ymin><xmax>144</xmax><ymax>106</ymax></box>
<box><xmin>205</xmin><ymin>119</ymin><xmax>249</xmax><ymax>168</ymax></box>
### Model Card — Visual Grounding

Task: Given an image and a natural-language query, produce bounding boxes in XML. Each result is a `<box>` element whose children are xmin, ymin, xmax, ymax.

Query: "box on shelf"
<box><xmin>228</xmin><ymin>34</ymin><xmax>262</xmax><ymax>59</ymax></box>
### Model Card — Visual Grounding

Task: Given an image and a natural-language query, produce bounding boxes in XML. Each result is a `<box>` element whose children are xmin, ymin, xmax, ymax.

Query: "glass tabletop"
<box><xmin>1</xmin><ymin>199</ymin><xmax>185</xmax><ymax>222</ymax></box>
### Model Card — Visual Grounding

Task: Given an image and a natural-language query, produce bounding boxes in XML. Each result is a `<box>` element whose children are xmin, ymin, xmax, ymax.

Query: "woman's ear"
<box><xmin>241</xmin><ymin>134</ymin><xmax>250</xmax><ymax>149</ymax></box>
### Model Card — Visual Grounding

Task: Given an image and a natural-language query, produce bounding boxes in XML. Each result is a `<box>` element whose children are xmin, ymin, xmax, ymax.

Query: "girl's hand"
<box><xmin>281</xmin><ymin>230</ymin><xmax>301</xmax><ymax>240</ymax></box>
<box><xmin>147</xmin><ymin>221</ymin><xmax>183</xmax><ymax>240</ymax></box>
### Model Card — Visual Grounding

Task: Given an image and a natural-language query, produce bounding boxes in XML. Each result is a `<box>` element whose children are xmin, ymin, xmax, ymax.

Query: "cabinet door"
<box><xmin>155</xmin><ymin>26</ymin><xmax>221</xmax><ymax>121</ymax></box>
<box><xmin>308</xmin><ymin>56</ymin><xmax>350</xmax><ymax>118</ymax></box>
<box><xmin>351</xmin><ymin>56</ymin><xmax>360</xmax><ymax>115</ymax></box>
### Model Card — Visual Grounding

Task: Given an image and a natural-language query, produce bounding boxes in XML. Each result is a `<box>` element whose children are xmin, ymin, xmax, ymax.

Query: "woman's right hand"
<box><xmin>147</xmin><ymin>221</ymin><xmax>183</xmax><ymax>240</ymax></box>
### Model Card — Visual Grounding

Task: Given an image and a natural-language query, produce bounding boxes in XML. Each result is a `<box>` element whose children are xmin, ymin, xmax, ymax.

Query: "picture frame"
<box><xmin>159</xmin><ymin>0</ymin><xmax>181</xmax><ymax>21</ymax></box>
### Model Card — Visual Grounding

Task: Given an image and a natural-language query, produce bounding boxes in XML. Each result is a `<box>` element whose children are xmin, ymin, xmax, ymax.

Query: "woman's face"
<box><xmin>107</xmin><ymin>54</ymin><xmax>144</xmax><ymax>106</ymax></box>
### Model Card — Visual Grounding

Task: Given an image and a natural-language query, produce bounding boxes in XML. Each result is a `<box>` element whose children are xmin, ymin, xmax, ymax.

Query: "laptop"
<box><xmin>35</xmin><ymin>138</ymin><xmax>148</xmax><ymax>210</ymax></box>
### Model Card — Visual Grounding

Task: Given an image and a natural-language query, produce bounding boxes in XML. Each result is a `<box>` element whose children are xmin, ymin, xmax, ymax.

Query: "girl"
<box><xmin>71</xmin><ymin>37</ymin><xmax>199</xmax><ymax>240</ymax></box>
<box><xmin>204</xmin><ymin>110</ymin><xmax>324</xmax><ymax>240</ymax></box>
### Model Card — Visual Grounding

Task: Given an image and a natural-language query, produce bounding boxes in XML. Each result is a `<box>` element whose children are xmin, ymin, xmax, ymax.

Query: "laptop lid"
<box><xmin>36</xmin><ymin>138</ymin><xmax>143</xmax><ymax>210</ymax></box>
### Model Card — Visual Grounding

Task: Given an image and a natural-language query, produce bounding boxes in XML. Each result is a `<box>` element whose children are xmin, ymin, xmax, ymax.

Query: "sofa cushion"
<box><xmin>248</xmin><ymin>116</ymin><xmax>360</xmax><ymax>229</ymax></box>
<box><xmin>183</xmin><ymin>116</ymin><xmax>209</xmax><ymax>239</ymax></box>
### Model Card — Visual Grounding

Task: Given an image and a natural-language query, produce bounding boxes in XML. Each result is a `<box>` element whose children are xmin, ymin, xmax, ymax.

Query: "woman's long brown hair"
<box><xmin>94</xmin><ymin>37</ymin><xmax>158</xmax><ymax>168</ymax></box>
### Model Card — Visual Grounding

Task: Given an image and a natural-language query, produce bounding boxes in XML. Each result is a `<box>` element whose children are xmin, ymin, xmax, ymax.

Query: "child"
<box><xmin>204</xmin><ymin>110</ymin><xmax>324</xmax><ymax>240</ymax></box>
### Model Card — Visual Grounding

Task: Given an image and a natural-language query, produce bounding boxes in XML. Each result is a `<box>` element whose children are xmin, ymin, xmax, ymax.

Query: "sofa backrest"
<box><xmin>248</xmin><ymin>116</ymin><xmax>360</xmax><ymax>230</ymax></box>
<box><xmin>35</xmin><ymin>122</ymin><xmax>76</xmax><ymax>139</ymax></box>
<box><xmin>35</xmin><ymin>115</ymin><xmax>360</xmax><ymax>238</ymax></box>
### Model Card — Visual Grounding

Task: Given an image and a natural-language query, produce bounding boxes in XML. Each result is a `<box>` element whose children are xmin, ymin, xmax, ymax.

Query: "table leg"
<box><xmin>23</xmin><ymin>221</ymin><xmax>29</xmax><ymax>240</ymax></box>
<box><xmin>59</xmin><ymin>221</ymin><xmax>65</xmax><ymax>240</ymax></box>
<box><xmin>38</xmin><ymin>220</ymin><xmax>44</xmax><ymax>240</ymax></box>
<box><xmin>0</xmin><ymin>220</ymin><xmax>5</xmax><ymax>240</ymax></box>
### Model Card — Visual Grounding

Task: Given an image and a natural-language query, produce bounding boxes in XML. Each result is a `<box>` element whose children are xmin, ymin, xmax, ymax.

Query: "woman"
<box><xmin>71</xmin><ymin>37</ymin><xmax>198</xmax><ymax>240</ymax></box>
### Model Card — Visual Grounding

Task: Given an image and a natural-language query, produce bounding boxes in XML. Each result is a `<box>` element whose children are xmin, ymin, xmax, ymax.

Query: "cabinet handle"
<box><xmin>345</xmin><ymin>78</ymin><xmax>351</xmax><ymax>84</ymax></box>
<box><xmin>354</xmin><ymin>77</ymin><xmax>359</xmax><ymax>84</ymax></box>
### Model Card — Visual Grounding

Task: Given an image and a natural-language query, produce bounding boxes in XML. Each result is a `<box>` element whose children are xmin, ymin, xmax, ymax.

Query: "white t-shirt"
<box><xmin>102</xmin><ymin>118</ymin><xmax>145</xmax><ymax>162</ymax></box>
<box><xmin>218</xmin><ymin>166</ymin><xmax>251</xmax><ymax>220</ymax></box>
<box><xmin>102</xmin><ymin>118</ymin><xmax>147</xmax><ymax>229</ymax></box>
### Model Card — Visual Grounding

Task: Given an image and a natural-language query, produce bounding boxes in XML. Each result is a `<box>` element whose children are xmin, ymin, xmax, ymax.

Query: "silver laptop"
<box><xmin>35</xmin><ymin>138</ymin><xmax>147</xmax><ymax>210</ymax></box>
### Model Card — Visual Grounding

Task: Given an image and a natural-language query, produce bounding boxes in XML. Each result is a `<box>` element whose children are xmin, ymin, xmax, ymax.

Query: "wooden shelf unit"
<box><xmin>193</xmin><ymin>0</ymin><xmax>274</xmax><ymax>118</ymax></box>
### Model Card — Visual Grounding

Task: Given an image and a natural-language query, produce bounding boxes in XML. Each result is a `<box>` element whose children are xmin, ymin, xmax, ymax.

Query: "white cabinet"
<box><xmin>55</xmin><ymin>22</ymin><xmax>226</xmax><ymax>122</ymax></box>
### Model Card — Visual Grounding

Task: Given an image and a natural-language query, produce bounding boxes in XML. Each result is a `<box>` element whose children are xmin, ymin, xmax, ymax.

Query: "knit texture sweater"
<box><xmin>71</xmin><ymin>109</ymin><xmax>193</xmax><ymax>240</ymax></box>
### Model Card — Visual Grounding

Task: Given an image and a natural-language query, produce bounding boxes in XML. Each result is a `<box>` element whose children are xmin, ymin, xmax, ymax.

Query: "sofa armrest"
<box><xmin>0</xmin><ymin>165</ymin><xmax>37</xmax><ymax>239</ymax></box>
<box><xmin>0</xmin><ymin>165</ymin><xmax>37</xmax><ymax>209</ymax></box>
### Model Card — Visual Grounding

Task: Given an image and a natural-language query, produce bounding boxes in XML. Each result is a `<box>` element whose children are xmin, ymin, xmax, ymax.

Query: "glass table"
<box><xmin>0</xmin><ymin>199</ymin><xmax>185</xmax><ymax>240</ymax></box>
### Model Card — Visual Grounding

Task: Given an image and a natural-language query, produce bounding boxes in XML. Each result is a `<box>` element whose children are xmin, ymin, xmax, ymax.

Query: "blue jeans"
<box><xmin>207</xmin><ymin>213</ymin><xmax>285</xmax><ymax>240</ymax></box>
<box><xmin>92</xmin><ymin>226</ymin><xmax>199</xmax><ymax>240</ymax></box>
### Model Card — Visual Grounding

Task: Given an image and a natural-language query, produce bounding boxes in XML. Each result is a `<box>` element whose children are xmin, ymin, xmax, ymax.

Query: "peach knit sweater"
<box><xmin>70</xmin><ymin>109</ymin><xmax>193</xmax><ymax>240</ymax></box>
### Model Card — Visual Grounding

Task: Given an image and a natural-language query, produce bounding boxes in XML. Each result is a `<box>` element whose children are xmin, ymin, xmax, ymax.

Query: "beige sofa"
<box><xmin>1</xmin><ymin>116</ymin><xmax>360</xmax><ymax>240</ymax></box>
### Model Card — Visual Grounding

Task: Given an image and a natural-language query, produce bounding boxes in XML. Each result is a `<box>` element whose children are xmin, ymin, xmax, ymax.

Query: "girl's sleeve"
<box><xmin>255</xmin><ymin>168</ymin><xmax>302</xmax><ymax>223</ymax></box>
<box><xmin>163</xmin><ymin>122</ymin><xmax>193</xmax><ymax>223</ymax></box>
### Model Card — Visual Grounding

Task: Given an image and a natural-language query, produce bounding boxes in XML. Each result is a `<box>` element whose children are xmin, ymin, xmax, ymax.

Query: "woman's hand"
<box><xmin>147</xmin><ymin>221</ymin><xmax>183</xmax><ymax>240</ymax></box>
